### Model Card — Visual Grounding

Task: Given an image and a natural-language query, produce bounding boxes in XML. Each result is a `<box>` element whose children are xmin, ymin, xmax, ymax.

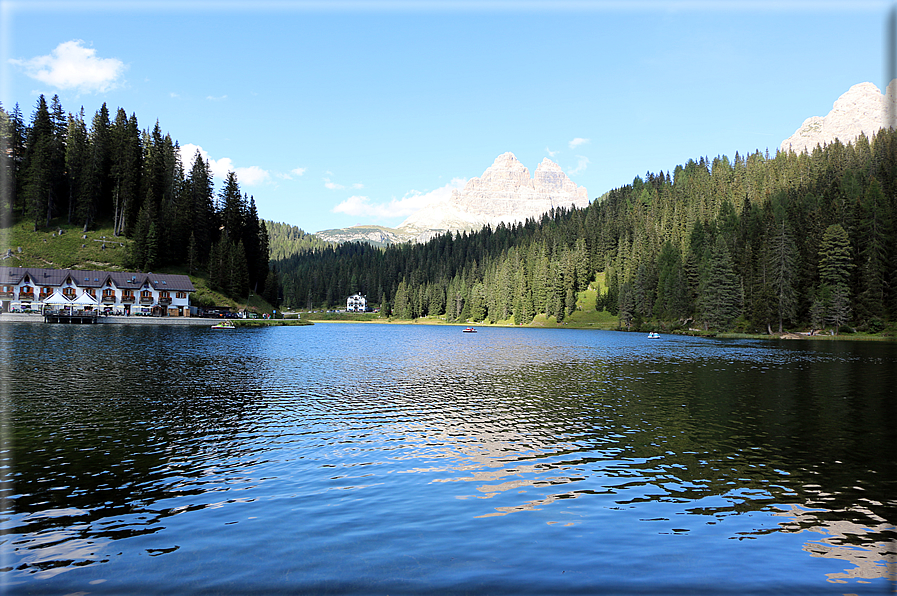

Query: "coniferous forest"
<box><xmin>5</xmin><ymin>94</ymin><xmax>897</xmax><ymax>333</ymax></box>
<box><xmin>0</xmin><ymin>95</ymin><xmax>274</xmax><ymax>303</ymax></box>
<box><xmin>272</xmin><ymin>129</ymin><xmax>897</xmax><ymax>333</ymax></box>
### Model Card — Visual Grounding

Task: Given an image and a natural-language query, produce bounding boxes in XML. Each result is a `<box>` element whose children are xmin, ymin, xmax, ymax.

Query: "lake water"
<box><xmin>1</xmin><ymin>322</ymin><xmax>895</xmax><ymax>595</ymax></box>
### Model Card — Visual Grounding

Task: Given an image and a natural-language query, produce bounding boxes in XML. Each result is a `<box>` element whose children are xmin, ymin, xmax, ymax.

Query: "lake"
<box><xmin>1</xmin><ymin>322</ymin><xmax>895</xmax><ymax>595</ymax></box>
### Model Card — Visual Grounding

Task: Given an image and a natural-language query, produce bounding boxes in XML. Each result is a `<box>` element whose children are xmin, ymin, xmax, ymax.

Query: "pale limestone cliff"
<box><xmin>781</xmin><ymin>82</ymin><xmax>897</xmax><ymax>154</ymax></box>
<box><xmin>397</xmin><ymin>153</ymin><xmax>589</xmax><ymax>240</ymax></box>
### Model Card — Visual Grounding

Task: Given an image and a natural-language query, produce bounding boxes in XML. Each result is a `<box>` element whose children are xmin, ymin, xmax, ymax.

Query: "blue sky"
<box><xmin>1</xmin><ymin>1</ymin><xmax>891</xmax><ymax>233</ymax></box>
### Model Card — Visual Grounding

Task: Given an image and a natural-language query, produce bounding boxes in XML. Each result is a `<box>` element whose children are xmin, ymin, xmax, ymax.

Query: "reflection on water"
<box><xmin>1</xmin><ymin>322</ymin><xmax>895</xmax><ymax>594</ymax></box>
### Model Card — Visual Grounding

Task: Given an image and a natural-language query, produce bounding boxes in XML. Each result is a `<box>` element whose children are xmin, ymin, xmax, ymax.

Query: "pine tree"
<box><xmin>110</xmin><ymin>108</ymin><xmax>141</xmax><ymax>237</ymax></box>
<box><xmin>393</xmin><ymin>278</ymin><xmax>410</xmax><ymax>319</ymax></box>
<box><xmin>64</xmin><ymin>109</ymin><xmax>88</xmax><ymax>225</ymax></box>
<box><xmin>618</xmin><ymin>281</ymin><xmax>635</xmax><ymax>329</ymax></box>
<box><xmin>80</xmin><ymin>103</ymin><xmax>111</xmax><ymax>231</ymax></box>
<box><xmin>699</xmin><ymin>235</ymin><xmax>742</xmax><ymax>329</ymax></box>
<box><xmin>145</xmin><ymin>221</ymin><xmax>159</xmax><ymax>270</ymax></box>
<box><xmin>766</xmin><ymin>219</ymin><xmax>798</xmax><ymax>332</ymax></box>
<box><xmin>187</xmin><ymin>232</ymin><xmax>198</xmax><ymax>276</ymax></box>
<box><xmin>827</xmin><ymin>283</ymin><xmax>852</xmax><ymax>334</ymax></box>
<box><xmin>230</xmin><ymin>241</ymin><xmax>250</xmax><ymax>298</ymax></box>
<box><xmin>22</xmin><ymin>95</ymin><xmax>54</xmax><ymax>230</ymax></box>
<box><xmin>818</xmin><ymin>224</ymin><xmax>853</xmax><ymax>287</ymax></box>
<box><xmin>219</xmin><ymin>171</ymin><xmax>244</xmax><ymax>242</ymax></box>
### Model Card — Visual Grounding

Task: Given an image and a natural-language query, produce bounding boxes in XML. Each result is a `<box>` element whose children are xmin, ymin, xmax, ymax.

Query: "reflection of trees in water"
<box><xmin>382</xmin><ymin>352</ymin><xmax>897</xmax><ymax>587</ymax></box>
<box><xmin>5</xmin><ymin>325</ymin><xmax>264</xmax><ymax>578</ymax></box>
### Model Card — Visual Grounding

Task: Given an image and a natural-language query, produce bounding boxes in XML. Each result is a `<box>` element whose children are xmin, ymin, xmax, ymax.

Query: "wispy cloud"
<box><xmin>332</xmin><ymin>178</ymin><xmax>466</xmax><ymax>219</ymax></box>
<box><xmin>206</xmin><ymin>95</ymin><xmax>228</xmax><ymax>101</ymax></box>
<box><xmin>545</xmin><ymin>146</ymin><xmax>559</xmax><ymax>158</ymax></box>
<box><xmin>324</xmin><ymin>177</ymin><xmax>364</xmax><ymax>190</ymax></box>
<box><xmin>567</xmin><ymin>156</ymin><xmax>590</xmax><ymax>176</ymax></box>
<box><xmin>277</xmin><ymin>166</ymin><xmax>306</xmax><ymax>181</ymax></box>
<box><xmin>179</xmin><ymin>143</ymin><xmax>271</xmax><ymax>186</ymax></box>
<box><xmin>568</xmin><ymin>137</ymin><xmax>590</xmax><ymax>149</ymax></box>
<box><xmin>9</xmin><ymin>40</ymin><xmax>125</xmax><ymax>94</ymax></box>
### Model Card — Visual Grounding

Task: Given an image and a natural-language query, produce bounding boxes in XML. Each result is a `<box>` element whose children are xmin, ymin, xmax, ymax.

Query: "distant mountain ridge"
<box><xmin>781</xmin><ymin>82</ymin><xmax>896</xmax><ymax>153</ymax></box>
<box><xmin>317</xmin><ymin>153</ymin><xmax>589</xmax><ymax>245</ymax></box>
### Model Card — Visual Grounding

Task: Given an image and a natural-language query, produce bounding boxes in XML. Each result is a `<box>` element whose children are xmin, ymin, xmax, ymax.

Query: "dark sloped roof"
<box><xmin>0</xmin><ymin>267</ymin><xmax>195</xmax><ymax>292</ymax></box>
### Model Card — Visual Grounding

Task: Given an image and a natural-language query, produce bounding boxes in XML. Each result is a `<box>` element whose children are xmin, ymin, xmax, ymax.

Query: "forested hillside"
<box><xmin>265</xmin><ymin>221</ymin><xmax>331</xmax><ymax>261</ymax></box>
<box><xmin>0</xmin><ymin>95</ymin><xmax>273</xmax><ymax>302</ymax></box>
<box><xmin>273</xmin><ymin>130</ymin><xmax>896</xmax><ymax>333</ymax></box>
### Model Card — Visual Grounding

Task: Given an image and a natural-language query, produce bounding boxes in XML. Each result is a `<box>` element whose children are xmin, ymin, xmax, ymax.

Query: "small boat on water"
<box><xmin>647</xmin><ymin>332</ymin><xmax>660</xmax><ymax>339</ymax></box>
<box><xmin>463</xmin><ymin>327</ymin><xmax>477</xmax><ymax>333</ymax></box>
<box><xmin>212</xmin><ymin>320</ymin><xmax>236</xmax><ymax>329</ymax></box>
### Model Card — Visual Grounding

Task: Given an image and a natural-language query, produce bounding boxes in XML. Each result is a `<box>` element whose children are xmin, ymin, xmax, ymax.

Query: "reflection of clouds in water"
<box><xmin>772</xmin><ymin>503</ymin><xmax>897</xmax><ymax>583</ymax></box>
<box><xmin>9</xmin><ymin>529</ymin><xmax>110</xmax><ymax>579</ymax></box>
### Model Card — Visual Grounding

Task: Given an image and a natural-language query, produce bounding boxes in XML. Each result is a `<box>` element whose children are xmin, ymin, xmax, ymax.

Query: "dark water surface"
<box><xmin>1</xmin><ymin>322</ymin><xmax>895</xmax><ymax>595</ymax></box>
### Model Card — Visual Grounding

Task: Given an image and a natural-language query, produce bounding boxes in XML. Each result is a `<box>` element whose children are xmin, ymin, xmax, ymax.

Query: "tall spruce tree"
<box><xmin>699</xmin><ymin>235</ymin><xmax>742</xmax><ymax>330</ymax></box>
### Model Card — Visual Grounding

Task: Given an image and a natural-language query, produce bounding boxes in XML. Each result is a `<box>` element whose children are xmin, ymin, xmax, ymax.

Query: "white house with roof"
<box><xmin>0</xmin><ymin>267</ymin><xmax>196</xmax><ymax>316</ymax></box>
<box><xmin>346</xmin><ymin>293</ymin><xmax>367</xmax><ymax>312</ymax></box>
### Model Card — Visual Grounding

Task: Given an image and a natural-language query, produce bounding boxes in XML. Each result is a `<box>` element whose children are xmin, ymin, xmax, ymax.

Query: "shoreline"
<box><xmin>303</xmin><ymin>317</ymin><xmax>897</xmax><ymax>341</ymax></box>
<box><xmin>0</xmin><ymin>313</ymin><xmax>312</xmax><ymax>327</ymax></box>
<box><xmin>1</xmin><ymin>313</ymin><xmax>221</xmax><ymax>326</ymax></box>
<box><xmin>6</xmin><ymin>312</ymin><xmax>891</xmax><ymax>340</ymax></box>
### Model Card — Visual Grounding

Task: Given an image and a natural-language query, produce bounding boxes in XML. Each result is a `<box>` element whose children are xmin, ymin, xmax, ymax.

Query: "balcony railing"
<box><xmin>121</xmin><ymin>295</ymin><xmax>135</xmax><ymax>303</ymax></box>
<box><xmin>0</xmin><ymin>291</ymin><xmax>14</xmax><ymax>299</ymax></box>
<box><xmin>18</xmin><ymin>292</ymin><xmax>34</xmax><ymax>300</ymax></box>
<box><xmin>159</xmin><ymin>297</ymin><xmax>172</xmax><ymax>305</ymax></box>
<box><xmin>102</xmin><ymin>295</ymin><xmax>117</xmax><ymax>303</ymax></box>
<box><xmin>139</xmin><ymin>297</ymin><xmax>154</xmax><ymax>305</ymax></box>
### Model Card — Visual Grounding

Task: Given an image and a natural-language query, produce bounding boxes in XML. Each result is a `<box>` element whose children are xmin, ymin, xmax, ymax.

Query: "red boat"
<box><xmin>463</xmin><ymin>327</ymin><xmax>477</xmax><ymax>333</ymax></box>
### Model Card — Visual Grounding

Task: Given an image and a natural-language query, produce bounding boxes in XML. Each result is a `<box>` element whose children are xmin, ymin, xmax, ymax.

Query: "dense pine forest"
<box><xmin>273</xmin><ymin>130</ymin><xmax>897</xmax><ymax>333</ymax></box>
<box><xmin>0</xmin><ymin>95</ymin><xmax>274</xmax><ymax>303</ymax></box>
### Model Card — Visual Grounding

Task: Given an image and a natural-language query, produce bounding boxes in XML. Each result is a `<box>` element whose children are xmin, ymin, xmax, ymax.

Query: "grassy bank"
<box><xmin>233</xmin><ymin>319</ymin><xmax>313</xmax><ymax>327</ymax></box>
<box><xmin>2</xmin><ymin>218</ymin><xmax>130</xmax><ymax>269</ymax></box>
<box><xmin>2</xmin><ymin>216</ymin><xmax>278</xmax><ymax>318</ymax></box>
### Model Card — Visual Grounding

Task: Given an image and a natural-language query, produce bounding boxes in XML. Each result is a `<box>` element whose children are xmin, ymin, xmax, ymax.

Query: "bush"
<box><xmin>866</xmin><ymin>318</ymin><xmax>885</xmax><ymax>334</ymax></box>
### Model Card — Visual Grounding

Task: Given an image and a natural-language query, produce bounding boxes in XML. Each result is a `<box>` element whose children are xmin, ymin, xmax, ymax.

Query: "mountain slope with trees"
<box><xmin>271</xmin><ymin>130</ymin><xmax>897</xmax><ymax>334</ymax></box>
<box><xmin>0</xmin><ymin>95</ymin><xmax>273</xmax><ymax>303</ymax></box>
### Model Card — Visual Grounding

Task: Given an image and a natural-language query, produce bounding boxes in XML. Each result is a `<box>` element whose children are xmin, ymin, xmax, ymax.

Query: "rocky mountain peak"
<box><xmin>318</xmin><ymin>153</ymin><xmax>590</xmax><ymax>245</ymax></box>
<box><xmin>399</xmin><ymin>152</ymin><xmax>588</xmax><ymax>239</ymax></box>
<box><xmin>781</xmin><ymin>82</ymin><xmax>895</xmax><ymax>153</ymax></box>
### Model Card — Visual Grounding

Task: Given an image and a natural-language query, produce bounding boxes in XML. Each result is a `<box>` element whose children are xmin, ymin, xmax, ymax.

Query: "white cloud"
<box><xmin>325</xmin><ymin>178</ymin><xmax>364</xmax><ymax>190</ymax></box>
<box><xmin>546</xmin><ymin>147</ymin><xmax>559</xmax><ymax>158</ymax></box>
<box><xmin>567</xmin><ymin>156</ymin><xmax>590</xmax><ymax>176</ymax></box>
<box><xmin>178</xmin><ymin>143</ymin><xmax>270</xmax><ymax>186</ymax></box>
<box><xmin>234</xmin><ymin>165</ymin><xmax>270</xmax><ymax>186</ymax></box>
<box><xmin>206</xmin><ymin>95</ymin><xmax>227</xmax><ymax>101</ymax></box>
<box><xmin>277</xmin><ymin>166</ymin><xmax>307</xmax><ymax>180</ymax></box>
<box><xmin>9</xmin><ymin>40</ymin><xmax>125</xmax><ymax>94</ymax></box>
<box><xmin>331</xmin><ymin>178</ymin><xmax>466</xmax><ymax>219</ymax></box>
<box><xmin>568</xmin><ymin>137</ymin><xmax>590</xmax><ymax>149</ymax></box>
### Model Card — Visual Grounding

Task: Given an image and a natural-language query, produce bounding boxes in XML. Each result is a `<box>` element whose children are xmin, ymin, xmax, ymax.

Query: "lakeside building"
<box><xmin>0</xmin><ymin>266</ymin><xmax>196</xmax><ymax>316</ymax></box>
<box><xmin>346</xmin><ymin>293</ymin><xmax>367</xmax><ymax>312</ymax></box>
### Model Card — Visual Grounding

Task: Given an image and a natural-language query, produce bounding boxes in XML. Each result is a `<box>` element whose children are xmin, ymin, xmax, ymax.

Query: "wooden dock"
<box><xmin>44</xmin><ymin>311</ymin><xmax>101</xmax><ymax>324</ymax></box>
